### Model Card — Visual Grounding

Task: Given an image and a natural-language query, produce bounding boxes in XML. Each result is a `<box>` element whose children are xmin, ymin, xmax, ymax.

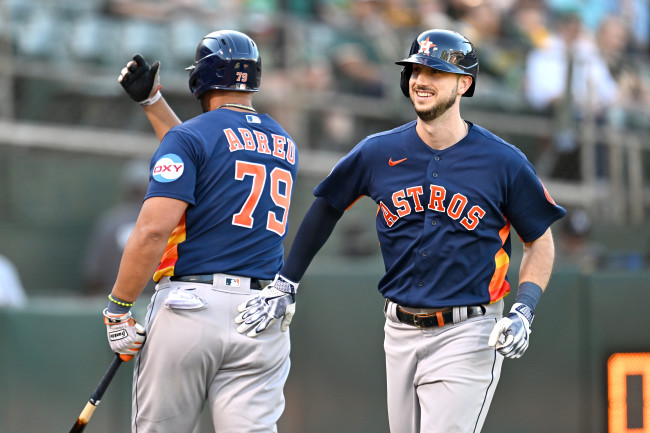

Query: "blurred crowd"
<box><xmin>7</xmin><ymin>0</ymin><xmax>650</xmax><ymax>177</ymax></box>
<box><xmin>7</xmin><ymin>0</ymin><xmax>650</xmax><ymax>116</ymax></box>
<box><xmin>2</xmin><ymin>0</ymin><xmax>650</xmax><ymax>302</ymax></box>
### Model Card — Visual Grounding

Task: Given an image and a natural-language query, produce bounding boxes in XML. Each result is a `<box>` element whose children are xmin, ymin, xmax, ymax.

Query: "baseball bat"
<box><xmin>69</xmin><ymin>354</ymin><xmax>124</xmax><ymax>433</ymax></box>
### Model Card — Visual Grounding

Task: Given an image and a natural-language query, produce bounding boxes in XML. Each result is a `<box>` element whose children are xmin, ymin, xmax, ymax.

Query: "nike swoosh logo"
<box><xmin>389</xmin><ymin>157</ymin><xmax>407</xmax><ymax>166</ymax></box>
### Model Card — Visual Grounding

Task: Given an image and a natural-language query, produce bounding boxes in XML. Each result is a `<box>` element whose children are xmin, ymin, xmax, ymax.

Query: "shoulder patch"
<box><xmin>153</xmin><ymin>153</ymin><xmax>184</xmax><ymax>183</ymax></box>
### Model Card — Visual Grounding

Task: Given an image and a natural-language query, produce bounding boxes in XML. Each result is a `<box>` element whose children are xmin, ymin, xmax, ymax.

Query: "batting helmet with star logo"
<box><xmin>396</xmin><ymin>29</ymin><xmax>479</xmax><ymax>97</ymax></box>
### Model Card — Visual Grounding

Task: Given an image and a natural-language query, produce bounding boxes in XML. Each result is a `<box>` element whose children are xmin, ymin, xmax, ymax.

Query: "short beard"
<box><xmin>413</xmin><ymin>80</ymin><xmax>459</xmax><ymax>122</ymax></box>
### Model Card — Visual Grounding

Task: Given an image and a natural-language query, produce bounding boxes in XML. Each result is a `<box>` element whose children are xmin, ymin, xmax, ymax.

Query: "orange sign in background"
<box><xmin>608</xmin><ymin>353</ymin><xmax>650</xmax><ymax>432</ymax></box>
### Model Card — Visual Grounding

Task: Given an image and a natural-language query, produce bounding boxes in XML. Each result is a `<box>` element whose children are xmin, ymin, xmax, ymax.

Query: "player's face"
<box><xmin>409</xmin><ymin>65</ymin><xmax>460</xmax><ymax>122</ymax></box>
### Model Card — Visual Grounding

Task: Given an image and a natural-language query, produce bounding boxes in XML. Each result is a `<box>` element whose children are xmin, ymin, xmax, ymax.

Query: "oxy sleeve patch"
<box><xmin>152</xmin><ymin>153</ymin><xmax>185</xmax><ymax>183</ymax></box>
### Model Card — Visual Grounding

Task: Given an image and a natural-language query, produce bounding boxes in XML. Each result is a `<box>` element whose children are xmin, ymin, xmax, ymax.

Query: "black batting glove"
<box><xmin>118</xmin><ymin>54</ymin><xmax>161</xmax><ymax>105</ymax></box>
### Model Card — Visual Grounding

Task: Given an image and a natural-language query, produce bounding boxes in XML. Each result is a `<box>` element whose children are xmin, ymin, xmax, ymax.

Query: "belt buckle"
<box><xmin>412</xmin><ymin>314</ymin><xmax>425</xmax><ymax>328</ymax></box>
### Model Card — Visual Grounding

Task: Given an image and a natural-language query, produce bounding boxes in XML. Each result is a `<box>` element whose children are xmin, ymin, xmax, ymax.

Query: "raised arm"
<box><xmin>118</xmin><ymin>54</ymin><xmax>181</xmax><ymax>140</ymax></box>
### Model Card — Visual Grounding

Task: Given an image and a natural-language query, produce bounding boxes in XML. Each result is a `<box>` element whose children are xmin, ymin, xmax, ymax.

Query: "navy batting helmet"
<box><xmin>396</xmin><ymin>29</ymin><xmax>478</xmax><ymax>97</ymax></box>
<box><xmin>186</xmin><ymin>30</ymin><xmax>261</xmax><ymax>99</ymax></box>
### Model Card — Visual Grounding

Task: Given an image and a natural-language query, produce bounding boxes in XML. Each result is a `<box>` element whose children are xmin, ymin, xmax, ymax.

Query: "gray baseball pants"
<box><xmin>132</xmin><ymin>275</ymin><xmax>290</xmax><ymax>433</ymax></box>
<box><xmin>383</xmin><ymin>299</ymin><xmax>504</xmax><ymax>433</ymax></box>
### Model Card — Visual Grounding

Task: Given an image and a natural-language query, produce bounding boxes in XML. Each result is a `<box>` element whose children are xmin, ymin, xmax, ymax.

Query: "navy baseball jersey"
<box><xmin>314</xmin><ymin>121</ymin><xmax>565</xmax><ymax>308</ymax></box>
<box><xmin>146</xmin><ymin>109</ymin><xmax>298</xmax><ymax>282</ymax></box>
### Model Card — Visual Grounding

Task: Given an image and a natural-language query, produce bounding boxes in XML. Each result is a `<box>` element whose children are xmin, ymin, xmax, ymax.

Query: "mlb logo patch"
<box><xmin>225</xmin><ymin>278</ymin><xmax>241</xmax><ymax>287</ymax></box>
<box><xmin>246</xmin><ymin>115</ymin><xmax>261</xmax><ymax>124</ymax></box>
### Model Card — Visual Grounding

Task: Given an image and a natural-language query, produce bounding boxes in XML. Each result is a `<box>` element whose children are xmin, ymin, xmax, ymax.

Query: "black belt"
<box><xmin>386</xmin><ymin>300</ymin><xmax>485</xmax><ymax>328</ymax></box>
<box><xmin>170</xmin><ymin>275</ymin><xmax>270</xmax><ymax>290</ymax></box>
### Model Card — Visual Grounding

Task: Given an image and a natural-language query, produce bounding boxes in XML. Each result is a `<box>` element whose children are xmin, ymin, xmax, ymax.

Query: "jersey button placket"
<box><xmin>427</xmin><ymin>154</ymin><xmax>441</xmax><ymax>228</ymax></box>
<box><xmin>431</xmin><ymin>154</ymin><xmax>440</xmax><ymax>178</ymax></box>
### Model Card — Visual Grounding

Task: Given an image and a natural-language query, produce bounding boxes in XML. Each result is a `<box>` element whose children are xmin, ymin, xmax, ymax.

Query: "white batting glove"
<box><xmin>235</xmin><ymin>275</ymin><xmax>298</xmax><ymax>338</ymax></box>
<box><xmin>103</xmin><ymin>309</ymin><xmax>146</xmax><ymax>362</ymax></box>
<box><xmin>488</xmin><ymin>303</ymin><xmax>534</xmax><ymax>359</ymax></box>
<box><xmin>118</xmin><ymin>53</ymin><xmax>162</xmax><ymax>106</ymax></box>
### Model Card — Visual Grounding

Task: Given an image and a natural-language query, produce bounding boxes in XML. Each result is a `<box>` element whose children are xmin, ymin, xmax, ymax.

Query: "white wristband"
<box><xmin>140</xmin><ymin>88</ymin><xmax>162</xmax><ymax>106</ymax></box>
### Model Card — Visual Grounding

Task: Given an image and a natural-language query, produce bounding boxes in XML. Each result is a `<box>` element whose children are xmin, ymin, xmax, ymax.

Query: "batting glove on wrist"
<box><xmin>488</xmin><ymin>303</ymin><xmax>534</xmax><ymax>359</ymax></box>
<box><xmin>118</xmin><ymin>54</ymin><xmax>161</xmax><ymax>106</ymax></box>
<box><xmin>103</xmin><ymin>309</ymin><xmax>146</xmax><ymax>362</ymax></box>
<box><xmin>235</xmin><ymin>275</ymin><xmax>298</xmax><ymax>338</ymax></box>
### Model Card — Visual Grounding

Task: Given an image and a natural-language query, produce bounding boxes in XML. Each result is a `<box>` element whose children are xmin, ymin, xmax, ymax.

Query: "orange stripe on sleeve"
<box><xmin>488</xmin><ymin>220</ymin><xmax>512</xmax><ymax>303</ymax></box>
<box><xmin>153</xmin><ymin>214</ymin><xmax>187</xmax><ymax>282</ymax></box>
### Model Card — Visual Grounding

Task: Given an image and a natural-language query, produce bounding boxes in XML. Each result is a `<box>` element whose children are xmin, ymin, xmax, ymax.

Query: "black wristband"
<box><xmin>514</xmin><ymin>281</ymin><xmax>543</xmax><ymax>312</ymax></box>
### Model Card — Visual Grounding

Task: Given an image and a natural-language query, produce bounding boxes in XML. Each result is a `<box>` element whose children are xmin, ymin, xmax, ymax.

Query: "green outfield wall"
<box><xmin>2</xmin><ymin>267</ymin><xmax>649</xmax><ymax>433</ymax></box>
<box><xmin>0</xmin><ymin>149</ymin><xmax>648</xmax><ymax>432</ymax></box>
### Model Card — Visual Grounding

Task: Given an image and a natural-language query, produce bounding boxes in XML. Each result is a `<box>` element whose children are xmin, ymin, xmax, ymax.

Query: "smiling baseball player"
<box><xmin>236</xmin><ymin>29</ymin><xmax>566</xmax><ymax>433</ymax></box>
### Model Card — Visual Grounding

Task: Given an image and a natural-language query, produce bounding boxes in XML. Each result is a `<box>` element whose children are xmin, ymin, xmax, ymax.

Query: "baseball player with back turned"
<box><xmin>103</xmin><ymin>30</ymin><xmax>298</xmax><ymax>433</ymax></box>
<box><xmin>236</xmin><ymin>29</ymin><xmax>567</xmax><ymax>433</ymax></box>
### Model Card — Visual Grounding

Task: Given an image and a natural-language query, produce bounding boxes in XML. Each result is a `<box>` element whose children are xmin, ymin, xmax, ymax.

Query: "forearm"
<box><xmin>488</xmin><ymin>229</ymin><xmax>556</xmax><ymax>357</ymax></box>
<box><xmin>142</xmin><ymin>96</ymin><xmax>182</xmax><ymax>141</ymax></box>
<box><xmin>110</xmin><ymin>228</ymin><xmax>170</xmax><ymax>303</ymax></box>
<box><xmin>110</xmin><ymin>197</ymin><xmax>187</xmax><ymax>304</ymax></box>
<box><xmin>280</xmin><ymin>197</ymin><xmax>344</xmax><ymax>282</ymax></box>
<box><xmin>518</xmin><ymin>227</ymin><xmax>555</xmax><ymax>291</ymax></box>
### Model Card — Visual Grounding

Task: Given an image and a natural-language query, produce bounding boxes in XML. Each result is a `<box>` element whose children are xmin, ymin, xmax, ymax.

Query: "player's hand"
<box><xmin>103</xmin><ymin>309</ymin><xmax>146</xmax><ymax>362</ymax></box>
<box><xmin>488</xmin><ymin>303</ymin><xmax>533</xmax><ymax>359</ymax></box>
<box><xmin>235</xmin><ymin>275</ymin><xmax>298</xmax><ymax>338</ymax></box>
<box><xmin>118</xmin><ymin>53</ymin><xmax>161</xmax><ymax>105</ymax></box>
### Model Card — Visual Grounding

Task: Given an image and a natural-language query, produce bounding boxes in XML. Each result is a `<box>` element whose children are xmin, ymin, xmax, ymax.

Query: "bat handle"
<box><xmin>69</xmin><ymin>403</ymin><xmax>96</xmax><ymax>433</ymax></box>
<box><xmin>89</xmin><ymin>354</ymin><xmax>124</xmax><ymax>405</ymax></box>
<box><xmin>69</xmin><ymin>354</ymin><xmax>124</xmax><ymax>433</ymax></box>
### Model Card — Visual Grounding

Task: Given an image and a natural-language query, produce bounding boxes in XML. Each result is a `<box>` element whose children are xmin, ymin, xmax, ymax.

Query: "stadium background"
<box><xmin>1</xmin><ymin>0</ymin><xmax>650</xmax><ymax>432</ymax></box>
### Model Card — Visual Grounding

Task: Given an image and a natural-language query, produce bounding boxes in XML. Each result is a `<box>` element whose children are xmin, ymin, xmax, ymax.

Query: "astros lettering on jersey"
<box><xmin>314</xmin><ymin>121</ymin><xmax>564</xmax><ymax>309</ymax></box>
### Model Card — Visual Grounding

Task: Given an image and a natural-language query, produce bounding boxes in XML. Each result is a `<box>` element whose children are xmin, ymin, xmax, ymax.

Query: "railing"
<box><xmin>0</xmin><ymin>2</ymin><xmax>648</xmax><ymax>225</ymax></box>
<box><xmin>0</xmin><ymin>96</ymin><xmax>646</xmax><ymax>225</ymax></box>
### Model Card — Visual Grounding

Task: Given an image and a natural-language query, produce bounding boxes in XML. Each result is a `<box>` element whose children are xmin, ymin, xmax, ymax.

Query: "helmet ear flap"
<box><xmin>400</xmin><ymin>65</ymin><xmax>412</xmax><ymax>97</ymax></box>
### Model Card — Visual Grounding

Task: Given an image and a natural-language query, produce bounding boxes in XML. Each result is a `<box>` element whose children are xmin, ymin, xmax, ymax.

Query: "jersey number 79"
<box><xmin>232</xmin><ymin>160</ymin><xmax>293</xmax><ymax>236</ymax></box>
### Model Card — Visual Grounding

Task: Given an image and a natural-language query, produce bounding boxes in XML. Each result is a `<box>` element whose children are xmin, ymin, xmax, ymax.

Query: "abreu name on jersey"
<box><xmin>223</xmin><ymin>127</ymin><xmax>297</xmax><ymax>165</ymax></box>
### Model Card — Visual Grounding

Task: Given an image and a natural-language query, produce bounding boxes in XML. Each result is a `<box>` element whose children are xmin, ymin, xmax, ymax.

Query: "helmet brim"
<box><xmin>395</xmin><ymin>55</ymin><xmax>473</xmax><ymax>77</ymax></box>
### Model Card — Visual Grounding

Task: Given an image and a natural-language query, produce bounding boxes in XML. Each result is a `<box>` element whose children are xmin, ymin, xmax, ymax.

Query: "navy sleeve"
<box><xmin>280</xmin><ymin>197</ymin><xmax>344</xmax><ymax>282</ymax></box>
<box><xmin>145</xmin><ymin>129</ymin><xmax>201</xmax><ymax>205</ymax></box>
<box><xmin>505</xmin><ymin>164</ymin><xmax>566</xmax><ymax>242</ymax></box>
<box><xmin>313</xmin><ymin>142</ymin><xmax>369</xmax><ymax>211</ymax></box>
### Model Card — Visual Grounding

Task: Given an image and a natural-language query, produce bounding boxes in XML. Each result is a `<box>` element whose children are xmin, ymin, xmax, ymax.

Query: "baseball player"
<box><xmin>103</xmin><ymin>30</ymin><xmax>298</xmax><ymax>433</ymax></box>
<box><xmin>236</xmin><ymin>29</ymin><xmax>566</xmax><ymax>433</ymax></box>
